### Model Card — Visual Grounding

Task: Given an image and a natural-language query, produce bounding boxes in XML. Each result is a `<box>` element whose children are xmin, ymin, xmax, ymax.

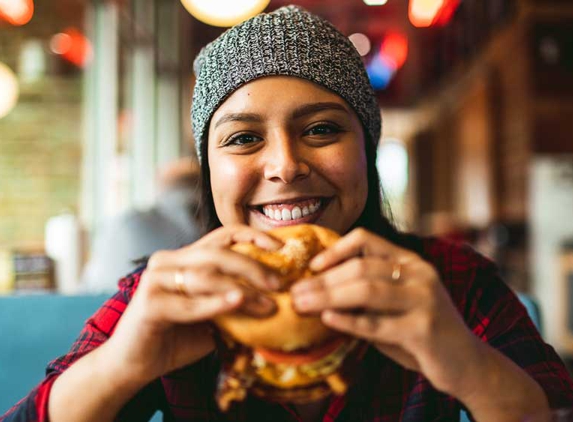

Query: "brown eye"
<box><xmin>225</xmin><ymin>133</ymin><xmax>263</xmax><ymax>146</ymax></box>
<box><xmin>305</xmin><ymin>123</ymin><xmax>342</xmax><ymax>136</ymax></box>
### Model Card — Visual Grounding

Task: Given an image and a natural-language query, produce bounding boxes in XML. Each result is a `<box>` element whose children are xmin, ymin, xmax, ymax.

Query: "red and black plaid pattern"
<box><xmin>2</xmin><ymin>237</ymin><xmax>573</xmax><ymax>422</ymax></box>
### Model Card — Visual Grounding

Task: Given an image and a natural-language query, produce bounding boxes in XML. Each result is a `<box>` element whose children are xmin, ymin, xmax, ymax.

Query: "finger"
<box><xmin>143</xmin><ymin>269</ymin><xmax>277</xmax><ymax>318</ymax></box>
<box><xmin>151</xmin><ymin>289</ymin><xmax>244</xmax><ymax>323</ymax></box>
<box><xmin>196</xmin><ymin>225</ymin><xmax>283</xmax><ymax>250</ymax></box>
<box><xmin>145</xmin><ymin>268</ymin><xmax>242</xmax><ymax>295</ymax></box>
<box><xmin>310</xmin><ymin>228</ymin><xmax>415</xmax><ymax>272</ymax></box>
<box><xmin>292</xmin><ymin>257</ymin><xmax>396</xmax><ymax>295</ymax></box>
<box><xmin>321</xmin><ymin>310</ymin><xmax>406</xmax><ymax>344</ymax></box>
<box><xmin>147</xmin><ymin>248</ymin><xmax>280</xmax><ymax>291</ymax></box>
<box><xmin>293</xmin><ymin>278</ymin><xmax>415</xmax><ymax>314</ymax></box>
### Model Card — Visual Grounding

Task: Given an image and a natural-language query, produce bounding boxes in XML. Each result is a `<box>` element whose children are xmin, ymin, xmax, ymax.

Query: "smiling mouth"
<box><xmin>252</xmin><ymin>198</ymin><xmax>330</xmax><ymax>223</ymax></box>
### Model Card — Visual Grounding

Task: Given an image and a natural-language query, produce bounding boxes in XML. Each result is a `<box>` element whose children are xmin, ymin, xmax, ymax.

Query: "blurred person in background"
<box><xmin>80</xmin><ymin>157</ymin><xmax>201</xmax><ymax>293</ymax></box>
<box><xmin>2</xmin><ymin>5</ymin><xmax>572</xmax><ymax>422</ymax></box>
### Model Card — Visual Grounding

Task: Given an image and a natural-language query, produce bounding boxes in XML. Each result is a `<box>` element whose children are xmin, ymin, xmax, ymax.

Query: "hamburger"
<box><xmin>213</xmin><ymin>224</ymin><xmax>367</xmax><ymax>411</ymax></box>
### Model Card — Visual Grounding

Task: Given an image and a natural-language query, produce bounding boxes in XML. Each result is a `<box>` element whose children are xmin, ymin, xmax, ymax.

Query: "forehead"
<box><xmin>211</xmin><ymin>76</ymin><xmax>348</xmax><ymax>117</ymax></box>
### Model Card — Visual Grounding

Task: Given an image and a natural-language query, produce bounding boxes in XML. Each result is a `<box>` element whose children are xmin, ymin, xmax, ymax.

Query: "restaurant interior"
<box><xmin>1</xmin><ymin>0</ymin><xmax>573</xmax><ymax>416</ymax></box>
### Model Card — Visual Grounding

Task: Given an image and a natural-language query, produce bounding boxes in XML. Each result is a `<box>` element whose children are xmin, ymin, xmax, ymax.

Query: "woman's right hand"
<box><xmin>107</xmin><ymin>225</ymin><xmax>282</xmax><ymax>384</ymax></box>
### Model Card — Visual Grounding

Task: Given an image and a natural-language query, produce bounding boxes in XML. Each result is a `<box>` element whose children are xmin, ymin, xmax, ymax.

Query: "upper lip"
<box><xmin>250</xmin><ymin>196</ymin><xmax>329</xmax><ymax>207</ymax></box>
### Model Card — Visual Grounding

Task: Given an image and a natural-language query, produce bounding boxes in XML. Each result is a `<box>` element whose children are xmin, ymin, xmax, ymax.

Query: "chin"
<box><xmin>213</xmin><ymin>224</ymin><xmax>367</xmax><ymax>411</ymax></box>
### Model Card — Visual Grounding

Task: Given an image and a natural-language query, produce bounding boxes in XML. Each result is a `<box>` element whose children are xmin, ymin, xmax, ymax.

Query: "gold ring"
<box><xmin>174</xmin><ymin>270</ymin><xmax>185</xmax><ymax>294</ymax></box>
<box><xmin>391</xmin><ymin>262</ymin><xmax>402</xmax><ymax>282</ymax></box>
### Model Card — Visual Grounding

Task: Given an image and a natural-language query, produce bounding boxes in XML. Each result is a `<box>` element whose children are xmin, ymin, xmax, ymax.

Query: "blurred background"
<box><xmin>1</xmin><ymin>0</ymin><xmax>573</xmax><ymax>369</ymax></box>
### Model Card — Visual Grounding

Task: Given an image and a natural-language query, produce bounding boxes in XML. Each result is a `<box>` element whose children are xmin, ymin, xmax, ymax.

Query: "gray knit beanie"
<box><xmin>191</xmin><ymin>5</ymin><xmax>381</xmax><ymax>161</ymax></box>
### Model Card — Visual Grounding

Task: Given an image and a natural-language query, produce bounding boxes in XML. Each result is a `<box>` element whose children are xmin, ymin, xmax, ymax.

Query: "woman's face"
<box><xmin>207</xmin><ymin>76</ymin><xmax>369</xmax><ymax>234</ymax></box>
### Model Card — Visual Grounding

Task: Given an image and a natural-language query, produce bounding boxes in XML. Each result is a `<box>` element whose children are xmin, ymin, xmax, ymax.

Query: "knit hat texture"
<box><xmin>191</xmin><ymin>5</ymin><xmax>381</xmax><ymax>161</ymax></box>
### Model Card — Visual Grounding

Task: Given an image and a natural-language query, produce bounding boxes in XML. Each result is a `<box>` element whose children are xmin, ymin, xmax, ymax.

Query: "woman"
<box><xmin>2</xmin><ymin>5</ymin><xmax>572</xmax><ymax>422</ymax></box>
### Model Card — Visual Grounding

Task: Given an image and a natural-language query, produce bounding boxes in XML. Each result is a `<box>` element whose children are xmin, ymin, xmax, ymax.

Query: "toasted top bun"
<box><xmin>214</xmin><ymin>224</ymin><xmax>340</xmax><ymax>351</ymax></box>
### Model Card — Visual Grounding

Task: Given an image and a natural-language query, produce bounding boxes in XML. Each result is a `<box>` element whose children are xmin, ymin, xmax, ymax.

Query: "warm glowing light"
<box><xmin>0</xmin><ymin>0</ymin><xmax>34</xmax><ymax>26</ymax></box>
<box><xmin>348</xmin><ymin>33</ymin><xmax>371</xmax><ymax>57</ymax></box>
<box><xmin>434</xmin><ymin>0</ymin><xmax>459</xmax><ymax>26</ymax></box>
<box><xmin>409</xmin><ymin>0</ymin><xmax>459</xmax><ymax>27</ymax></box>
<box><xmin>363</xmin><ymin>0</ymin><xmax>388</xmax><ymax>5</ymax></box>
<box><xmin>180</xmin><ymin>0</ymin><xmax>270</xmax><ymax>27</ymax></box>
<box><xmin>50</xmin><ymin>28</ymin><xmax>93</xmax><ymax>68</ymax></box>
<box><xmin>50</xmin><ymin>33</ymin><xmax>72</xmax><ymax>55</ymax></box>
<box><xmin>380</xmin><ymin>32</ymin><xmax>408</xmax><ymax>70</ymax></box>
<box><xmin>0</xmin><ymin>62</ymin><xmax>19</xmax><ymax>119</ymax></box>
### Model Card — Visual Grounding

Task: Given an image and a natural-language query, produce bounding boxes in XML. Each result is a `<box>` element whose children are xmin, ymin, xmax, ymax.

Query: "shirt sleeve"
<box><xmin>468</xmin><ymin>260</ymin><xmax>573</xmax><ymax>408</ymax></box>
<box><xmin>0</xmin><ymin>268</ymin><xmax>161</xmax><ymax>422</ymax></box>
<box><xmin>431</xmin><ymin>239</ymin><xmax>573</xmax><ymax>409</ymax></box>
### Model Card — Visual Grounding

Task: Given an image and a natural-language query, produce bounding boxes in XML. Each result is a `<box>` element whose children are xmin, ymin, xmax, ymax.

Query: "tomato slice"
<box><xmin>254</xmin><ymin>337</ymin><xmax>345</xmax><ymax>366</ymax></box>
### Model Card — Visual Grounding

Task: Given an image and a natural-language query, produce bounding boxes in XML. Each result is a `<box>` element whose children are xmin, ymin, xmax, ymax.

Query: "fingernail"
<box><xmin>225</xmin><ymin>290</ymin><xmax>242</xmax><ymax>304</ymax></box>
<box><xmin>309</xmin><ymin>255</ymin><xmax>324</xmax><ymax>271</ymax></box>
<box><xmin>322</xmin><ymin>310</ymin><xmax>336</xmax><ymax>323</ymax></box>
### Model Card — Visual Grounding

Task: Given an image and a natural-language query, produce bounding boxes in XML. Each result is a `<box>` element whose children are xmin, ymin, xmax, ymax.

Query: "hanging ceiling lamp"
<box><xmin>180</xmin><ymin>0</ymin><xmax>270</xmax><ymax>27</ymax></box>
<box><xmin>0</xmin><ymin>62</ymin><xmax>19</xmax><ymax>119</ymax></box>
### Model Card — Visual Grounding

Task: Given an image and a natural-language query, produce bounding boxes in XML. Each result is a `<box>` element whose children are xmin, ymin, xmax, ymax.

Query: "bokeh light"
<box><xmin>0</xmin><ymin>0</ymin><xmax>34</xmax><ymax>26</ymax></box>
<box><xmin>409</xmin><ymin>0</ymin><xmax>459</xmax><ymax>28</ymax></box>
<box><xmin>409</xmin><ymin>0</ymin><xmax>443</xmax><ymax>27</ymax></box>
<box><xmin>376</xmin><ymin>140</ymin><xmax>409</xmax><ymax>199</ymax></box>
<box><xmin>348</xmin><ymin>33</ymin><xmax>371</xmax><ymax>57</ymax></box>
<box><xmin>50</xmin><ymin>28</ymin><xmax>93</xmax><ymax>68</ymax></box>
<box><xmin>0</xmin><ymin>62</ymin><xmax>19</xmax><ymax>119</ymax></box>
<box><xmin>367</xmin><ymin>32</ymin><xmax>408</xmax><ymax>90</ymax></box>
<box><xmin>180</xmin><ymin>0</ymin><xmax>270</xmax><ymax>27</ymax></box>
<box><xmin>50</xmin><ymin>33</ymin><xmax>72</xmax><ymax>55</ymax></box>
<box><xmin>380</xmin><ymin>32</ymin><xmax>408</xmax><ymax>70</ymax></box>
<box><xmin>363</xmin><ymin>0</ymin><xmax>388</xmax><ymax>5</ymax></box>
<box><xmin>366</xmin><ymin>54</ymin><xmax>395</xmax><ymax>90</ymax></box>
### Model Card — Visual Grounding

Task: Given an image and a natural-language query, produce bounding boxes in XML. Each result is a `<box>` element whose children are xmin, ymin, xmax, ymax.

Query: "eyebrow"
<box><xmin>291</xmin><ymin>102</ymin><xmax>349</xmax><ymax>119</ymax></box>
<box><xmin>213</xmin><ymin>101</ymin><xmax>349</xmax><ymax>129</ymax></box>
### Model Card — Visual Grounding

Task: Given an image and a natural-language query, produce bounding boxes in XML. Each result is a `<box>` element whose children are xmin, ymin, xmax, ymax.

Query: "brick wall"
<box><xmin>0</xmin><ymin>2</ymin><xmax>84</xmax><ymax>250</ymax></box>
<box><xmin>0</xmin><ymin>77</ymin><xmax>82</xmax><ymax>249</ymax></box>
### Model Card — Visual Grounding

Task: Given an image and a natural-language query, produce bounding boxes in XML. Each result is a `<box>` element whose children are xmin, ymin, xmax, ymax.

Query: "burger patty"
<box><xmin>253</xmin><ymin>339</ymin><xmax>359</xmax><ymax>387</ymax></box>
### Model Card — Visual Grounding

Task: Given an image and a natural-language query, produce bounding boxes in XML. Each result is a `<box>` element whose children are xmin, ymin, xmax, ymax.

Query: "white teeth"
<box><xmin>292</xmin><ymin>207</ymin><xmax>302</xmax><ymax>219</ymax></box>
<box><xmin>262</xmin><ymin>200</ymin><xmax>323</xmax><ymax>221</ymax></box>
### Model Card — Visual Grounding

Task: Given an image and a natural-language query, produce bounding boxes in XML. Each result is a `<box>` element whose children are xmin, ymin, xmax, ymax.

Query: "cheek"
<box><xmin>210</xmin><ymin>156</ymin><xmax>253</xmax><ymax>219</ymax></box>
<box><xmin>324</xmin><ymin>147</ymin><xmax>368</xmax><ymax>196</ymax></box>
<box><xmin>319</xmin><ymin>144</ymin><xmax>368</xmax><ymax>233</ymax></box>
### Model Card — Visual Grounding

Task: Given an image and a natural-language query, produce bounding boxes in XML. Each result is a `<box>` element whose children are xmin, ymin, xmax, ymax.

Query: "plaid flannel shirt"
<box><xmin>2</xmin><ymin>236</ymin><xmax>573</xmax><ymax>422</ymax></box>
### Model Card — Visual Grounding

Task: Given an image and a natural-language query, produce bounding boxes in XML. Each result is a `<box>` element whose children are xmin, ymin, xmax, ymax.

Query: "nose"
<box><xmin>262</xmin><ymin>131</ymin><xmax>310</xmax><ymax>184</ymax></box>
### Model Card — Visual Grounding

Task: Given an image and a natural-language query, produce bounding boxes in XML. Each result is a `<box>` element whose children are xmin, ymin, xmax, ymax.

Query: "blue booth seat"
<box><xmin>0</xmin><ymin>294</ymin><xmax>109</xmax><ymax>415</ymax></box>
<box><xmin>0</xmin><ymin>294</ymin><xmax>157</xmax><ymax>421</ymax></box>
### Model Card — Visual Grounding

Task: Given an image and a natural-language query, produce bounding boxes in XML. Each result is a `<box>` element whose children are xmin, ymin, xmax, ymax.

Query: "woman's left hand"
<box><xmin>290</xmin><ymin>227</ymin><xmax>485</xmax><ymax>400</ymax></box>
